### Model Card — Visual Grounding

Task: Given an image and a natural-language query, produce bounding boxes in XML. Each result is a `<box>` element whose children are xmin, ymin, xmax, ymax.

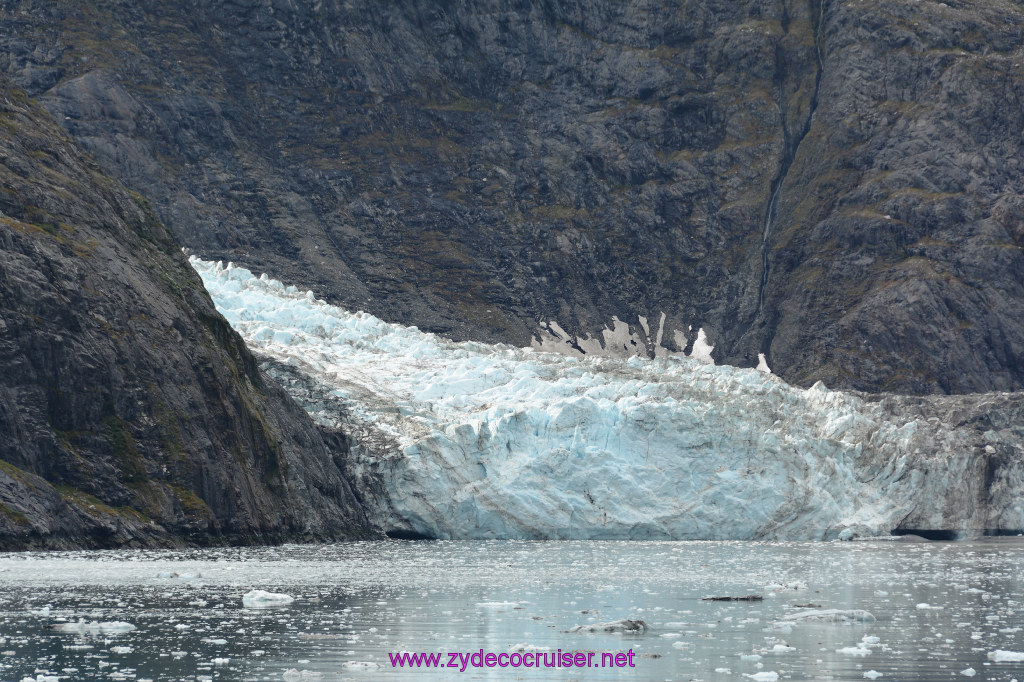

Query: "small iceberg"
<box><xmin>242</xmin><ymin>590</ymin><xmax>295</xmax><ymax>608</ymax></box>
<box><xmin>836</xmin><ymin>645</ymin><xmax>872</xmax><ymax>656</ymax></box>
<box><xmin>47</xmin><ymin>619</ymin><xmax>136</xmax><ymax>635</ymax></box>
<box><xmin>779</xmin><ymin>609</ymin><xmax>875</xmax><ymax>624</ymax></box>
<box><xmin>988</xmin><ymin>650</ymin><xmax>1024</xmax><ymax>662</ymax></box>
<box><xmin>743</xmin><ymin>673</ymin><xmax>779</xmax><ymax>682</ymax></box>
<box><xmin>509</xmin><ymin>643</ymin><xmax>551</xmax><ymax>652</ymax></box>
<box><xmin>568</xmin><ymin>619</ymin><xmax>648</xmax><ymax>634</ymax></box>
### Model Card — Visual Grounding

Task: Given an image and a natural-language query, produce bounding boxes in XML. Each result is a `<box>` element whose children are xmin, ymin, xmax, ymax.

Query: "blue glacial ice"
<box><xmin>191</xmin><ymin>258</ymin><xmax>1024</xmax><ymax>541</ymax></box>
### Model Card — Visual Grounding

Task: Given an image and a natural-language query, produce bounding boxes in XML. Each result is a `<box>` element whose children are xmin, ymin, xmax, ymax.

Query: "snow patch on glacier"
<box><xmin>191</xmin><ymin>258</ymin><xmax>1024</xmax><ymax>541</ymax></box>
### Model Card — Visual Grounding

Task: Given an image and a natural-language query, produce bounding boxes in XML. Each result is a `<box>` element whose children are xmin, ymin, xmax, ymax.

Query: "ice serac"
<box><xmin>0</xmin><ymin>84</ymin><xmax>370</xmax><ymax>549</ymax></box>
<box><xmin>195</xmin><ymin>260</ymin><xmax>1024</xmax><ymax>541</ymax></box>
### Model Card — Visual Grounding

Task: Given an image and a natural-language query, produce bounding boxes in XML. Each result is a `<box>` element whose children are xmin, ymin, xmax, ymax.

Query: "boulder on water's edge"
<box><xmin>0</xmin><ymin>82</ymin><xmax>373</xmax><ymax>550</ymax></box>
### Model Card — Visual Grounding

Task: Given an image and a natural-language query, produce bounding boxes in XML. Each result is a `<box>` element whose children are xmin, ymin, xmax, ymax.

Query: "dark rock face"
<box><xmin>0</xmin><ymin>83</ymin><xmax>371</xmax><ymax>549</ymax></box>
<box><xmin>1</xmin><ymin>0</ymin><xmax>1023</xmax><ymax>394</ymax></box>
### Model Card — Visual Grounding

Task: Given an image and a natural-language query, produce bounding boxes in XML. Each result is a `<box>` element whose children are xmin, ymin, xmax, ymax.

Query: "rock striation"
<box><xmin>1</xmin><ymin>0</ymin><xmax>1022</xmax><ymax>394</ymax></box>
<box><xmin>0</xmin><ymin>82</ymin><xmax>371</xmax><ymax>549</ymax></box>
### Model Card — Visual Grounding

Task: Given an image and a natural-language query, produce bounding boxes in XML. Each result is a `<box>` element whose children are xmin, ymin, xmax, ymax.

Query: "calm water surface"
<box><xmin>0</xmin><ymin>540</ymin><xmax>1022</xmax><ymax>680</ymax></box>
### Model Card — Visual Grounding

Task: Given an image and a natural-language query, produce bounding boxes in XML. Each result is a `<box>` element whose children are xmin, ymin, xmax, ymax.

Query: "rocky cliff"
<box><xmin>1</xmin><ymin>0</ymin><xmax>1022</xmax><ymax>395</ymax></box>
<box><xmin>0</xmin><ymin>82</ymin><xmax>371</xmax><ymax>549</ymax></box>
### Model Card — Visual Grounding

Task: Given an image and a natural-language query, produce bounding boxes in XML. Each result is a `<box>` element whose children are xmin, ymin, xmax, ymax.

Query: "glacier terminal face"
<box><xmin>192</xmin><ymin>258</ymin><xmax>1024</xmax><ymax>541</ymax></box>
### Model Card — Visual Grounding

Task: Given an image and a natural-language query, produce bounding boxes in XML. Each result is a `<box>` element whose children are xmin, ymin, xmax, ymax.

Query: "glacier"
<box><xmin>191</xmin><ymin>258</ymin><xmax>1024</xmax><ymax>540</ymax></box>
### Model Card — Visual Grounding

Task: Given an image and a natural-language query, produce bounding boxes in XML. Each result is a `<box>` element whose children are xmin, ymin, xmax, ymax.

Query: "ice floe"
<box><xmin>48</xmin><ymin>619</ymin><xmax>136</xmax><ymax>635</ymax></box>
<box><xmin>743</xmin><ymin>672</ymin><xmax>779</xmax><ymax>681</ymax></box>
<box><xmin>242</xmin><ymin>590</ymin><xmax>294</xmax><ymax>608</ymax></box>
<box><xmin>988</xmin><ymin>649</ymin><xmax>1024</xmax><ymax>662</ymax></box>
<box><xmin>836</xmin><ymin>645</ymin><xmax>872</xmax><ymax>656</ymax></box>
<box><xmin>568</xmin><ymin>619</ymin><xmax>648</xmax><ymax>634</ymax></box>
<box><xmin>778</xmin><ymin>609</ymin><xmax>876</xmax><ymax>624</ymax></box>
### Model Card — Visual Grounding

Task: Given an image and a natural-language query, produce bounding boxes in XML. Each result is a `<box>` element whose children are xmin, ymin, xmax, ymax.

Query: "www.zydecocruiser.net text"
<box><xmin>388</xmin><ymin>649</ymin><xmax>637</xmax><ymax>671</ymax></box>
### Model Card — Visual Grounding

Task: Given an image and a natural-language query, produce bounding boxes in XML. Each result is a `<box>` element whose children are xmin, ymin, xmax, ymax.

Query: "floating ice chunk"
<box><xmin>100</xmin><ymin>620</ymin><xmax>136</xmax><ymax>633</ymax></box>
<box><xmin>28</xmin><ymin>606</ymin><xmax>51</xmax><ymax>616</ymax></box>
<box><xmin>202</xmin><ymin>638</ymin><xmax>228</xmax><ymax>645</ymax></box>
<box><xmin>864</xmin><ymin>672</ymin><xmax>883</xmax><ymax>679</ymax></box>
<box><xmin>771</xmin><ymin>644</ymin><xmax>796</xmax><ymax>653</ymax></box>
<box><xmin>49</xmin><ymin>619</ymin><xmax>136</xmax><ymax>635</ymax></box>
<box><xmin>764</xmin><ymin>580</ymin><xmax>806</xmax><ymax>592</ymax></box>
<box><xmin>213</xmin><ymin>658</ymin><xmax>230</xmax><ymax>666</ymax></box>
<box><xmin>110</xmin><ymin>646</ymin><xmax>133</xmax><ymax>654</ymax></box>
<box><xmin>861</xmin><ymin>635</ymin><xmax>881</xmax><ymax>645</ymax></box>
<box><xmin>743</xmin><ymin>673</ymin><xmax>779</xmax><ymax>681</ymax></box>
<box><xmin>242</xmin><ymin>590</ymin><xmax>294</xmax><ymax>608</ymax></box>
<box><xmin>475</xmin><ymin>601</ymin><xmax>518</xmax><ymax>608</ymax></box>
<box><xmin>509</xmin><ymin>643</ymin><xmax>551</xmax><ymax>652</ymax></box>
<box><xmin>756</xmin><ymin>353</ymin><xmax>771</xmax><ymax>374</ymax></box>
<box><xmin>989</xmin><ymin>650</ymin><xmax>1024</xmax><ymax>662</ymax></box>
<box><xmin>780</xmin><ymin>609</ymin><xmax>875</xmax><ymax>624</ymax></box>
<box><xmin>837</xmin><ymin>646</ymin><xmax>872</xmax><ymax>656</ymax></box>
<box><xmin>916</xmin><ymin>603</ymin><xmax>939</xmax><ymax>610</ymax></box>
<box><xmin>739</xmin><ymin>654</ymin><xmax>762</xmax><ymax>662</ymax></box>
<box><xmin>960</xmin><ymin>668</ymin><xmax>976</xmax><ymax>677</ymax></box>
<box><xmin>568</xmin><ymin>619</ymin><xmax>648</xmax><ymax>634</ymax></box>
<box><xmin>340</xmin><ymin>662</ymin><xmax>378</xmax><ymax>670</ymax></box>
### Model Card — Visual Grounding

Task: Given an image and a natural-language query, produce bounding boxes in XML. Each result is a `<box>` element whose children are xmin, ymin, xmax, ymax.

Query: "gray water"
<box><xmin>1</xmin><ymin>540</ymin><xmax>1022</xmax><ymax>681</ymax></box>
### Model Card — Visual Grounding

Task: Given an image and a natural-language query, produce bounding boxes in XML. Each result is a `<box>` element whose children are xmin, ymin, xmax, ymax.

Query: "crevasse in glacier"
<box><xmin>191</xmin><ymin>258</ymin><xmax>1024</xmax><ymax>540</ymax></box>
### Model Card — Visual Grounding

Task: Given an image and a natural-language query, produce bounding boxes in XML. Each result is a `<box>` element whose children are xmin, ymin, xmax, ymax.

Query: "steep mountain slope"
<box><xmin>0</xmin><ymin>83</ymin><xmax>370</xmax><ymax>549</ymax></box>
<box><xmin>1</xmin><ymin>0</ymin><xmax>1022</xmax><ymax>394</ymax></box>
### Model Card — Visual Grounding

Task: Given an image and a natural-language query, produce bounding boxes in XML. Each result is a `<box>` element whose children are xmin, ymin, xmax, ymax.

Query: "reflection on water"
<box><xmin>0</xmin><ymin>540</ymin><xmax>1022</xmax><ymax>680</ymax></box>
